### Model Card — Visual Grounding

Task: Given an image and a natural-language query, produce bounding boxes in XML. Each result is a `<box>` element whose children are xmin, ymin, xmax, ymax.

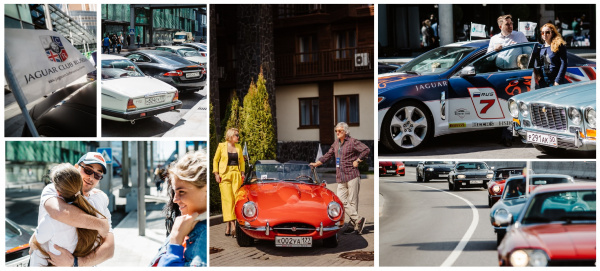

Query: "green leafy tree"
<box><xmin>240</xmin><ymin>70</ymin><xmax>276</xmax><ymax>165</ymax></box>
<box><xmin>222</xmin><ymin>92</ymin><xmax>241</xmax><ymax>142</ymax></box>
<box><xmin>208</xmin><ymin>103</ymin><xmax>221</xmax><ymax>215</ymax></box>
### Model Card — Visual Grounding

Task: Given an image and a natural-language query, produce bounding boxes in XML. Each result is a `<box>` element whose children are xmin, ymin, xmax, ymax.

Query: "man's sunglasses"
<box><xmin>79</xmin><ymin>163</ymin><xmax>103</xmax><ymax>180</ymax></box>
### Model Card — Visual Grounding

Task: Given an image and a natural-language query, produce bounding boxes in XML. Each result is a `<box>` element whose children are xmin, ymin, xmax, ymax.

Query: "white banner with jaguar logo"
<box><xmin>5</xmin><ymin>29</ymin><xmax>95</xmax><ymax>102</ymax></box>
<box><xmin>518</xmin><ymin>21</ymin><xmax>537</xmax><ymax>37</ymax></box>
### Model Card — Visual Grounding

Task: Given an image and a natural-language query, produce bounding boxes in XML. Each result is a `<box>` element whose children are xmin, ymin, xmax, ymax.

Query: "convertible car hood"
<box><xmin>512</xmin><ymin>80</ymin><xmax>596</xmax><ymax>107</ymax></box>
<box><xmin>519</xmin><ymin>223</ymin><xmax>596</xmax><ymax>259</ymax></box>
<box><xmin>102</xmin><ymin>77</ymin><xmax>176</xmax><ymax>98</ymax></box>
<box><xmin>243</xmin><ymin>182</ymin><xmax>336</xmax><ymax>221</ymax></box>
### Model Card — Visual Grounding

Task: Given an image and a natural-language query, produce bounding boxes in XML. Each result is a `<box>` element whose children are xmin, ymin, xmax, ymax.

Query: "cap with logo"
<box><xmin>77</xmin><ymin>152</ymin><xmax>107</xmax><ymax>174</ymax></box>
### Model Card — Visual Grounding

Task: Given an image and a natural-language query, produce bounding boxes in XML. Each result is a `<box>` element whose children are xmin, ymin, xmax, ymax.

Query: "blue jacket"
<box><xmin>536</xmin><ymin>44</ymin><xmax>568</xmax><ymax>84</ymax></box>
<box><xmin>152</xmin><ymin>220</ymin><xmax>207</xmax><ymax>267</ymax></box>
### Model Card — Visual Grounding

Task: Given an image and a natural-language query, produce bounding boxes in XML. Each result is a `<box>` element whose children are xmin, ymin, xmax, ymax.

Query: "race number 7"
<box><xmin>479</xmin><ymin>99</ymin><xmax>495</xmax><ymax>114</ymax></box>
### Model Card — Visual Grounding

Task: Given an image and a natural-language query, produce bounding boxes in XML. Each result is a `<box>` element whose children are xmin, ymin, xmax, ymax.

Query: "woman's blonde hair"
<box><xmin>542</xmin><ymin>23</ymin><xmax>566</xmax><ymax>53</ymax></box>
<box><xmin>33</xmin><ymin>163</ymin><xmax>105</xmax><ymax>265</ymax></box>
<box><xmin>225</xmin><ymin>127</ymin><xmax>239</xmax><ymax>142</ymax></box>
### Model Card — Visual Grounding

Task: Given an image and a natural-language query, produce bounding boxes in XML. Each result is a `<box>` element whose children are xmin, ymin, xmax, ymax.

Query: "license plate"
<box><xmin>439</xmin><ymin>174</ymin><xmax>448</xmax><ymax>177</ymax></box>
<box><xmin>526</xmin><ymin>132</ymin><xmax>557</xmax><ymax>146</ymax></box>
<box><xmin>387</xmin><ymin>170</ymin><xmax>396</xmax><ymax>173</ymax></box>
<box><xmin>145</xmin><ymin>96</ymin><xmax>166</xmax><ymax>105</ymax></box>
<box><xmin>185</xmin><ymin>72</ymin><xmax>200</xmax><ymax>78</ymax></box>
<box><xmin>470</xmin><ymin>180</ymin><xmax>483</xmax><ymax>184</ymax></box>
<box><xmin>275</xmin><ymin>236</ymin><xmax>312</xmax><ymax>247</ymax></box>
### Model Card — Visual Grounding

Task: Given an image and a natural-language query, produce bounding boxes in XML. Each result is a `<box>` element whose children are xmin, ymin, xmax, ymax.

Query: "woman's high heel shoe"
<box><xmin>225</xmin><ymin>227</ymin><xmax>231</xmax><ymax>236</ymax></box>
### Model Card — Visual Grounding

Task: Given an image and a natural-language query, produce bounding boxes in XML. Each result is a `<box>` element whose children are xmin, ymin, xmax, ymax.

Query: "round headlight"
<box><xmin>426</xmin><ymin>168</ymin><xmax>434</xmax><ymax>171</ymax></box>
<box><xmin>457</xmin><ymin>174</ymin><xmax>466</xmax><ymax>179</ymax></box>
<box><xmin>242</xmin><ymin>201</ymin><xmax>257</xmax><ymax>221</ymax></box>
<box><xmin>492</xmin><ymin>185</ymin><xmax>501</xmax><ymax>194</ymax></box>
<box><xmin>569</xmin><ymin>107</ymin><xmax>582</xmax><ymax>125</ymax></box>
<box><xmin>486</xmin><ymin>173</ymin><xmax>494</xmax><ymax>179</ymax></box>
<box><xmin>510</xmin><ymin>250</ymin><xmax>529</xmax><ymax>267</ymax></box>
<box><xmin>509</xmin><ymin>100</ymin><xmax>519</xmax><ymax>118</ymax></box>
<box><xmin>328</xmin><ymin>201</ymin><xmax>342</xmax><ymax>221</ymax></box>
<box><xmin>519</xmin><ymin>102</ymin><xmax>529</xmax><ymax>118</ymax></box>
<box><xmin>529</xmin><ymin>250</ymin><xmax>548</xmax><ymax>266</ymax></box>
<box><xmin>585</xmin><ymin>108</ymin><xmax>596</xmax><ymax>129</ymax></box>
<box><xmin>493</xmin><ymin>208</ymin><xmax>512</xmax><ymax>226</ymax></box>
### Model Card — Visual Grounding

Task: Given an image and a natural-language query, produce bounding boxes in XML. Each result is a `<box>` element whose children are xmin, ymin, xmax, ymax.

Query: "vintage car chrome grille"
<box><xmin>273</xmin><ymin>223</ymin><xmax>315</xmax><ymax>234</ymax></box>
<box><xmin>530</xmin><ymin>103</ymin><xmax>567</xmax><ymax>131</ymax></box>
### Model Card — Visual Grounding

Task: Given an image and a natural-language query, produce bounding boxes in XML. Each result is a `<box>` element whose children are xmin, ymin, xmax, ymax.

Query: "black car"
<box><xmin>448</xmin><ymin>161</ymin><xmax>494</xmax><ymax>191</ymax></box>
<box><xmin>124</xmin><ymin>50</ymin><xmax>206</xmax><ymax>94</ymax></box>
<box><xmin>416</xmin><ymin>161</ymin><xmax>455</xmax><ymax>182</ymax></box>
<box><xmin>22</xmin><ymin>82</ymin><xmax>96</xmax><ymax>137</ymax></box>
<box><xmin>6</xmin><ymin>219</ymin><xmax>32</xmax><ymax>267</ymax></box>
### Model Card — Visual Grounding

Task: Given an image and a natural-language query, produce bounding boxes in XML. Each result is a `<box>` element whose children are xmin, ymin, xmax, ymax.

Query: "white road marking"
<box><xmin>409</xmin><ymin>182</ymin><xmax>479</xmax><ymax>267</ymax></box>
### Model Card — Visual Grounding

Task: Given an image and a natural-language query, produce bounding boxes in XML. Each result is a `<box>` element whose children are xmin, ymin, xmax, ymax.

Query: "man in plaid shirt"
<box><xmin>310</xmin><ymin>122</ymin><xmax>370</xmax><ymax>234</ymax></box>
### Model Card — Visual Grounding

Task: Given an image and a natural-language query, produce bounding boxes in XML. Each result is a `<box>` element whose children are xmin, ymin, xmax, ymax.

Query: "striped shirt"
<box><xmin>319</xmin><ymin>136</ymin><xmax>370</xmax><ymax>183</ymax></box>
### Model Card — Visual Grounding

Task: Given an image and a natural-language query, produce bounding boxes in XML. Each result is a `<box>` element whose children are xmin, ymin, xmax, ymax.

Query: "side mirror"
<box><xmin>459</xmin><ymin>66</ymin><xmax>476</xmax><ymax>77</ymax></box>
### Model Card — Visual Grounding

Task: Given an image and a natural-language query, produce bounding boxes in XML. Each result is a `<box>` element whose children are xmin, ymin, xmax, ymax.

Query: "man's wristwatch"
<box><xmin>73</xmin><ymin>256</ymin><xmax>78</xmax><ymax>267</ymax></box>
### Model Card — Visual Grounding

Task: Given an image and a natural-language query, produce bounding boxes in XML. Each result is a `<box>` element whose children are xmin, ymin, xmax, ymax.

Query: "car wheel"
<box><xmin>424</xmin><ymin>176</ymin><xmax>429</xmax><ymax>182</ymax></box>
<box><xmin>448</xmin><ymin>180</ymin><xmax>454</xmax><ymax>191</ymax></box>
<box><xmin>417</xmin><ymin>174</ymin><xmax>423</xmax><ymax>182</ymax></box>
<box><xmin>323</xmin><ymin>233</ymin><xmax>338</xmax><ymax>248</ymax></box>
<box><xmin>235</xmin><ymin>222</ymin><xmax>253</xmax><ymax>247</ymax></box>
<box><xmin>496</xmin><ymin>231</ymin><xmax>506</xmax><ymax>246</ymax></box>
<box><xmin>381</xmin><ymin>101</ymin><xmax>433</xmax><ymax>152</ymax></box>
<box><xmin>453</xmin><ymin>181</ymin><xmax>461</xmax><ymax>191</ymax></box>
<box><xmin>488</xmin><ymin>196</ymin><xmax>493</xmax><ymax>207</ymax></box>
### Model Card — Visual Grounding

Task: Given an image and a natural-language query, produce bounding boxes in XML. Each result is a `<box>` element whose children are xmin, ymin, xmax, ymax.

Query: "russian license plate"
<box><xmin>185</xmin><ymin>72</ymin><xmax>200</xmax><ymax>78</ymax></box>
<box><xmin>439</xmin><ymin>174</ymin><xmax>448</xmax><ymax>178</ymax></box>
<box><xmin>275</xmin><ymin>236</ymin><xmax>312</xmax><ymax>247</ymax></box>
<box><xmin>527</xmin><ymin>132</ymin><xmax>557</xmax><ymax>146</ymax></box>
<box><xmin>387</xmin><ymin>170</ymin><xmax>396</xmax><ymax>173</ymax></box>
<box><xmin>470</xmin><ymin>180</ymin><xmax>483</xmax><ymax>184</ymax></box>
<box><xmin>145</xmin><ymin>95</ymin><xmax>166</xmax><ymax>105</ymax></box>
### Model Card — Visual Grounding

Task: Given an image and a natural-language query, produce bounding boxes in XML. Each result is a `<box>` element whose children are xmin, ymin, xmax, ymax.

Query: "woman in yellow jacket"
<box><xmin>213</xmin><ymin>128</ymin><xmax>245</xmax><ymax>236</ymax></box>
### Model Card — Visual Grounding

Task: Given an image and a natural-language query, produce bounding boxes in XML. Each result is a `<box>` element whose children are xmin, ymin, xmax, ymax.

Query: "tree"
<box><xmin>222</xmin><ymin>92</ymin><xmax>241</xmax><ymax>142</ymax></box>
<box><xmin>208</xmin><ymin>103</ymin><xmax>221</xmax><ymax>215</ymax></box>
<box><xmin>240</xmin><ymin>69</ymin><xmax>276</xmax><ymax>165</ymax></box>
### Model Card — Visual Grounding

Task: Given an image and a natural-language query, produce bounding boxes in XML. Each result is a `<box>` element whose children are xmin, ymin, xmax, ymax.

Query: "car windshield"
<box><xmin>397</xmin><ymin>46</ymin><xmax>476</xmax><ymax>75</ymax></box>
<box><xmin>101</xmin><ymin>59</ymin><xmax>145</xmax><ymax>79</ymax></box>
<box><xmin>174</xmin><ymin>35</ymin><xmax>187</xmax><ymax>39</ymax></box>
<box><xmin>248</xmin><ymin>163</ymin><xmax>318</xmax><ymax>184</ymax></box>
<box><xmin>502</xmin><ymin>178</ymin><xmax>526</xmax><ymax>199</ymax></box>
<box><xmin>494</xmin><ymin>169</ymin><xmax>524</xmax><ymax>181</ymax></box>
<box><xmin>522</xmin><ymin>190</ymin><xmax>596</xmax><ymax>225</ymax></box>
<box><xmin>178</xmin><ymin>48</ymin><xmax>201</xmax><ymax>57</ymax></box>
<box><xmin>153</xmin><ymin>54</ymin><xmax>194</xmax><ymax>66</ymax></box>
<box><xmin>424</xmin><ymin>161</ymin><xmax>453</xmax><ymax>165</ymax></box>
<box><xmin>455</xmin><ymin>162</ymin><xmax>488</xmax><ymax>171</ymax></box>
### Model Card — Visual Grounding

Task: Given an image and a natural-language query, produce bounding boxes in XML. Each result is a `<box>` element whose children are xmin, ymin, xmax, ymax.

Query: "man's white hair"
<box><xmin>335</xmin><ymin>122</ymin><xmax>350</xmax><ymax>135</ymax></box>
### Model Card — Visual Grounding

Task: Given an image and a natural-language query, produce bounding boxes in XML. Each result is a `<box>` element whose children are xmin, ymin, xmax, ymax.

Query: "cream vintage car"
<box><xmin>101</xmin><ymin>54</ymin><xmax>182</xmax><ymax>123</ymax></box>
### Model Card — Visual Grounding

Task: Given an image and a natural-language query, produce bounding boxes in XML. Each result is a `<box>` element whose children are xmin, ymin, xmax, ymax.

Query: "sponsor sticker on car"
<box><xmin>275</xmin><ymin>236</ymin><xmax>312</xmax><ymax>247</ymax></box>
<box><xmin>526</xmin><ymin>132</ymin><xmax>558</xmax><ymax>147</ymax></box>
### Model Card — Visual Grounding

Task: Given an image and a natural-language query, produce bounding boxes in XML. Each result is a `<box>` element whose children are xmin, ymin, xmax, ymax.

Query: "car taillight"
<box><xmin>201</xmin><ymin>53</ymin><xmax>207</xmax><ymax>57</ymax></box>
<box><xmin>127</xmin><ymin>99</ymin><xmax>136</xmax><ymax>110</ymax></box>
<box><xmin>173</xmin><ymin>91</ymin><xmax>179</xmax><ymax>102</ymax></box>
<box><xmin>164</xmin><ymin>70</ymin><xmax>183</xmax><ymax>76</ymax></box>
<box><xmin>202</xmin><ymin>68</ymin><xmax>206</xmax><ymax>74</ymax></box>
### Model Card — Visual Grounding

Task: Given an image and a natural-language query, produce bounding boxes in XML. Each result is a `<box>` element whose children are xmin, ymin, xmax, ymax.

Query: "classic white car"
<box><xmin>101</xmin><ymin>54</ymin><xmax>182</xmax><ymax>123</ymax></box>
<box><xmin>155</xmin><ymin>45</ymin><xmax>207</xmax><ymax>67</ymax></box>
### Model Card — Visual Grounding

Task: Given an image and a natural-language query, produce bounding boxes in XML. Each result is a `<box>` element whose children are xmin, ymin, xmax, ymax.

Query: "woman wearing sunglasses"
<box><xmin>534</xmin><ymin>23</ymin><xmax>568</xmax><ymax>89</ymax></box>
<box><xmin>213</xmin><ymin>127</ymin><xmax>245</xmax><ymax>237</ymax></box>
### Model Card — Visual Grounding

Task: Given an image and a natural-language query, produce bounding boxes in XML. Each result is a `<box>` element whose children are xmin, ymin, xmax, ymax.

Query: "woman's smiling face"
<box><xmin>171</xmin><ymin>176</ymin><xmax>207</xmax><ymax>216</ymax></box>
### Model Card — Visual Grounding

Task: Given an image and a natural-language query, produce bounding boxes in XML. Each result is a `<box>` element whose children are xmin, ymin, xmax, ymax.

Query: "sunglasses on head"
<box><xmin>79</xmin><ymin>163</ymin><xmax>103</xmax><ymax>180</ymax></box>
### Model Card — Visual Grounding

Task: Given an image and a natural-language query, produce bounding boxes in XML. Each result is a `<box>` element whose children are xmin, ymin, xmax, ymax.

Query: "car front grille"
<box><xmin>530</xmin><ymin>103</ymin><xmax>567</xmax><ymax>131</ymax></box>
<box><xmin>273</xmin><ymin>223</ymin><xmax>315</xmax><ymax>235</ymax></box>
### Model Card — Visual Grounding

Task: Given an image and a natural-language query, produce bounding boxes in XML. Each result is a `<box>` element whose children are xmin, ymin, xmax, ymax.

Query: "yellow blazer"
<box><xmin>213</xmin><ymin>142</ymin><xmax>244</xmax><ymax>175</ymax></box>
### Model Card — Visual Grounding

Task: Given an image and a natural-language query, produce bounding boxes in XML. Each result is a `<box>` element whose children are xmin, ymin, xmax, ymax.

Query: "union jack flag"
<box><xmin>565</xmin><ymin>66</ymin><xmax>596</xmax><ymax>82</ymax></box>
<box><xmin>41</xmin><ymin>35</ymin><xmax>69</xmax><ymax>62</ymax></box>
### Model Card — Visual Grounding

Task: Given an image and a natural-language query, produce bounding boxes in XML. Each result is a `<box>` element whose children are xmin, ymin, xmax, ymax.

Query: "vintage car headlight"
<box><xmin>242</xmin><ymin>201</ymin><xmax>258</xmax><ymax>221</ymax></box>
<box><xmin>529</xmin><ymin>250</ymin><xmax>549</xmax><ymax>266</ymax></box>
<box><xmin>457</xmin><ymin>174</ymin><xmax>466</xmax><ymax>179</ymax></box>
<box><xmin>519</xmin><ymin>102</ymin><xmax>529</xmax><ymax>118</ymax></box>
<box><xmin>328</xmin><ymin>201</ymin><xmax>342</xmax><ymax>221</ymax></box>
<box><xmin>426</xmin><ymin>168</ymin><xmax>434</xmax><ymax>171</ymax></box>
<box><xmin>486</xmin><ymin>173</ymin><xmax>494</xmax><ymax>179</ymax></box>
<box><xmin>493</xmin><ymin>208</ymin><xmax>512</xmax><ymax>226</ymax></box>
<box><xmin>492</xmin><ymin>185</ymin><xmax>501</xmax><ymax>194</ymax></box>
<box><xmin>510</xmin><ymin>249</ymin><xmax>548</xmax><ymax>267</ymax></box>
<box><xmin>508</xmin><ymin>100</ymin><xmax>519</xmax><ymax>118</ymax></box>
<box><xmin>585</xmin><ymin>107</ymin><xmax>596</xmax><ymax>129</ymax></box>
<box><xmin>510</xmin><ymin>250</ymin><xmax>529</xmax><ymax>267</ymax></box>
<box><xmin>569</xmin><ymin>107</ymin><xmax>582</xmax><ymax>125</ymax></box>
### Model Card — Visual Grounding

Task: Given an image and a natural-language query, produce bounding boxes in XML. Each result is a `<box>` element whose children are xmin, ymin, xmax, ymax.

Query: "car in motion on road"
<box><xmin>416</xmin><ymin>161</ymin><xmax>454</xmax><ymax>182</ymax></box>
<box><xmin>378</xmin><ymin>40</ymin><xmax>596</xmax><ymax>152</ymax></box>
<box><xmin>487</xmin><ymin>167</ymin><xmax>525</xmax><ymax>207</ymax></box>
<box><xmin>497</xmin><ymin>183</ymin><xmax>595</xmax><ymax>266</ymax></box>
<box><xmin>101</xmin><ymin>55</ymin><xmax>183</xmax><ymax>123</ymax></box>
<box><xmin>5</xmin><ymin>219</ymin><xmax>32</xmax><ymax>267</ymax></box>
<box><xmin>235</xmin><ymin>160</ymin><xmax>344</xmax><ymax>248</ymax></box>
<box><xmin>379</xmin><ymin>161</ymin><xmax>405</xmax><ymax>176</ymax></box>
<box><xmin>124</xmin><ymin>50</ymin><xmax>206</xmax><ymax>95</ymax></box>
<box><xmin>510</xmin><ymin>80</ymin><xmax>596</xmax><ymax>157</ymax></box>
<box><xmin>490</xmin><ymin>174</ymin><xmax>574</xmax><ymax>245</ymax></box>
<box><xmin>447</xmin><ymin>161</ymin><xmax>493</xmax><ymax>190</ymax></box>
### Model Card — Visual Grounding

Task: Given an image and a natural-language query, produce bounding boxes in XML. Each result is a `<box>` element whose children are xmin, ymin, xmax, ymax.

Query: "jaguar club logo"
<box><xmin>40</xmin><ymin>35</ymin><xmax>68</xmax><ymax>62</ymax></box>
<box><xmin>524</xmin><ymin>23</ymin><xmax>531</xmax><ymax>31</ymax></box>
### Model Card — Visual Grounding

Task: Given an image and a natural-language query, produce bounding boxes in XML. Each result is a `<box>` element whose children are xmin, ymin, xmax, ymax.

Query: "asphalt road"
<box><xmin>101</xmin><ymin>89</ymin><xmax>206</xmax><ymax>137</ymax></box>
<box><xmin>209</xmin><ymin>174</ymin><xmax>374</xmax><ymax>266</ymax></box>
<box><xmin>379</xmin><ymin>128</ymin><xmax>594</xmax><ymax>159</ymax></box>
<box><xmin>379</xmin><ymin>167</ymin><xmax>499</xmax><ymax>266</ymax></box>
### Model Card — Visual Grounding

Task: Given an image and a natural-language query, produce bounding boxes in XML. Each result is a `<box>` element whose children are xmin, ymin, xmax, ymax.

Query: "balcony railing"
<box><xmin>275</xmin><ymin>47</ymin><xmax>374</xmax><ymax>79</ymax></box>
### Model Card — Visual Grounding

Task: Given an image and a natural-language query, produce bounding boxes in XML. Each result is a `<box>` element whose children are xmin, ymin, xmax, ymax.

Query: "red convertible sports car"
<box><xmin>235</xmin><ymin>160</ymin><xmax>344</xmax><ymax>248</ymax></box>
<box><xmin>498</xmin><ymin>183</ymin><xmax>596</xmax><ymax>266</ymax></box>
<box><xmin>487</xmin><ymin>167</ymin><xmax>525</xmax><ymax>207</ymax></box>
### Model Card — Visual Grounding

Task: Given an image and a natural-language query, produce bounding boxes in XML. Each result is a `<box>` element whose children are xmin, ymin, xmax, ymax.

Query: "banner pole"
<box><xmin>4</xmin><ymin>52</ymin><xmax>40</xmax><ymax>137</ymax></box>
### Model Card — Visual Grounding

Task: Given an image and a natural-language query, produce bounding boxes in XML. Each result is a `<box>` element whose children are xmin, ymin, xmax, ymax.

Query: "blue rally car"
<box><xmin>378</xmin><ymin>40</ymin><xmax>596</xmax><ymax>152</ymax></box>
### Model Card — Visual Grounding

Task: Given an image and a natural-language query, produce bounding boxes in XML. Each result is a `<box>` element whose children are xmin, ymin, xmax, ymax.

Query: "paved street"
<box><xmin>209</xmin><ymin>173</ymin><xmax>374</xmax><ymax>266</ymax></box>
